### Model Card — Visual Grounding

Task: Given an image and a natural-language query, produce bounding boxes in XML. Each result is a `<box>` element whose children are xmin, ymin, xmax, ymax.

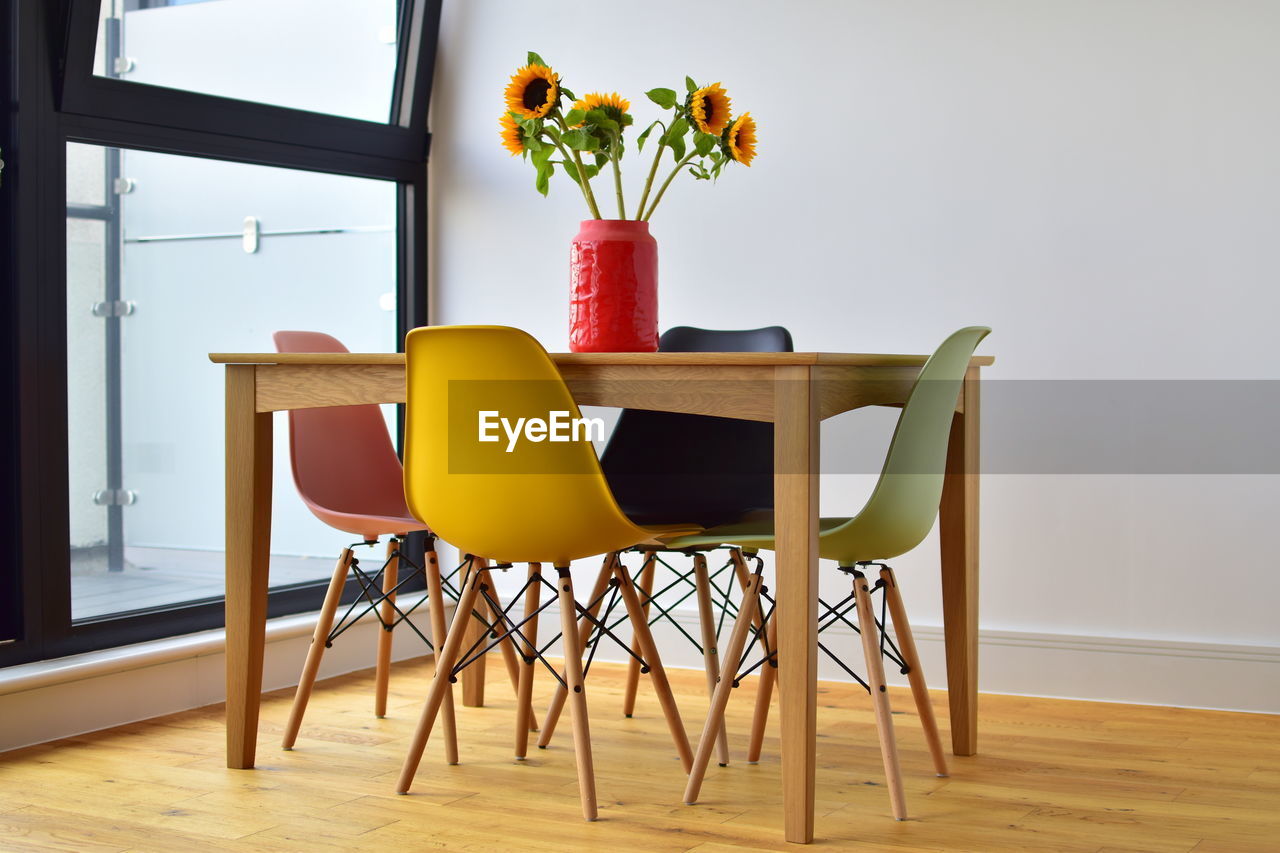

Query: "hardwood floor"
<box><xmin>0</xmin><ymin>657</ymin><xmax>1276</xmax><ymax>851</ymax></box>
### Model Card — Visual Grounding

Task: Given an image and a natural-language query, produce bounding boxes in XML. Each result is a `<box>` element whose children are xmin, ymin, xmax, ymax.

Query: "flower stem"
<box><xmin>634</xmin><ymin>137</ymin><xmax>667</xmax><ymax>220</ymax></box>
<box><xmin>610</xmin><ymin>134</ymin><xmax>626</xmax><ymax>218</ymax></box>
<box><xmin>642</xmin><ymin>154</ymin><xmax>695</xmax><ymax>221</ymax></box>
<box><xmin>553</xmin><ymin>113</ymin><xmax>602</xmax><ymax>220</ymax></box>
<box><xmin>572</xmin><ymin>149</ymin><xmax>603</xmax><ymax>219</ymax></box>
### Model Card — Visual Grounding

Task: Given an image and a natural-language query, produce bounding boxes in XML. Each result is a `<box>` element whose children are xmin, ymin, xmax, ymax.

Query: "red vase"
<box><xmin>568</xmin><ymin>219</ymin><xmax>658</xmax><ymax>352</ymax></box>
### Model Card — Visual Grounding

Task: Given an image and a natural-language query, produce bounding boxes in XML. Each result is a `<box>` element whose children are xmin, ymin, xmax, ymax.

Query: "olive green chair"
<box><xmin>668</xmin><ymin>326</ymin><xmax>991</xmax><ymax>820</ymax></box>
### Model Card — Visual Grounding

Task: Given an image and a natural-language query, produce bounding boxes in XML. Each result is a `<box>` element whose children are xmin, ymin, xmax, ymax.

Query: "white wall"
<box><xmin>426</xmin><ymin>1</ymin><xmax>1280</xmax><ymax>707</ymax></box>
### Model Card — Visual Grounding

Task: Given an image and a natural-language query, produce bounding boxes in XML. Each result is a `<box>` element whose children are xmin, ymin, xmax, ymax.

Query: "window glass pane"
<box><xmin>95</xmin><ymin>0</ymin><xmax>401</xmax><ymax>123</ymax></box>
<box><xmin>67</xmin><ymin>143</ymin><xmax>398</xmax><ymax>622</ymax></box>
<box><xmin>67</xmin><ymin>218</ymin><xmax>111</xmax><ymax>598</ymax></box>
<box><xmin>67</xmin><ymin>142</ymin><xmax>107</xmax><ymax>206</ymax></box>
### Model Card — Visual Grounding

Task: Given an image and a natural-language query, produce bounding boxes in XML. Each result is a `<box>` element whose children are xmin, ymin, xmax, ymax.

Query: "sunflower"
<box><xmin>688</xmin><ymin>82</ymin><xmax>732</xmax><ymax>135</ymax></box>
<box><xmin>724</xmin><ymin>112</ymin><xmax>757</xmax><ymax>166</ymax></box>
<box><xmin>571</xmin><ymin>92</ymin><xmax>632</xmax><ymax>126</ymax></box>
<box><xmin>499</xmin><ymin>112</ymin><xmax>525</xmax><ymax>156</ymax></box>
<box><xmin>504</xmin><ymin>63</ymin><xmax>558</xmax><ymax>119</ymax></box>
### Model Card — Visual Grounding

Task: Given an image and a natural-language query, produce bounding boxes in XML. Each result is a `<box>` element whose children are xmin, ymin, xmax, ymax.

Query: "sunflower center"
<box><xmin>523</xmin><ymin>79</ymin><xmax>552</xmax><ymax>111</ymax></box>
<box><xmin>702</xmin><ymin>97</ymin><xmax>716</xmax><ymax>127</ymax></box>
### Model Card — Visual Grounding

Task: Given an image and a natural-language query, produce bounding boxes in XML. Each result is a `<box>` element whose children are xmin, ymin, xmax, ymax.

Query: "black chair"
<box><xmin>537</xmin><ymin>325</ymin><xmax>792</xmax><ymax>765</ymax></box>
<box><xmin>603</xmin><ymin>325</ymin><xmax>792</xmax><ymax>528</ymax></box>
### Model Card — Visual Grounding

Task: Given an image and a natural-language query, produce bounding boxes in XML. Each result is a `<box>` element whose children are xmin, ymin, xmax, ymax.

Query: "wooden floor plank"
<box><xmin>0</xmin><ymin>657</ymin><xmax>1276</xmax><ymax>851</ymax></box>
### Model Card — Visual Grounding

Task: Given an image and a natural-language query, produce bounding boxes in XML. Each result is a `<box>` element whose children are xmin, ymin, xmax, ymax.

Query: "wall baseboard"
<box><xmin>0</xmin><ymin>595</ymin><xmax>444</xmax><ymax>754</ymax></box>
<box><xmin>621</xmin><ymin>610</ymin><xmax>1280</xmax><ymax>715</ymax></box>
<box><xmin>3</xmin><ymin>601</ymin><xmax>1274</xmax><ymax>754</ymax></box>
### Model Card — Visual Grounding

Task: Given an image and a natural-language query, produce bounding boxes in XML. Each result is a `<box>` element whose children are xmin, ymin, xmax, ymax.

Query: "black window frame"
<box><xmin>1</xmin><ymin>0</ymin><xmax>441</xmax><ymax>666</ymax></box>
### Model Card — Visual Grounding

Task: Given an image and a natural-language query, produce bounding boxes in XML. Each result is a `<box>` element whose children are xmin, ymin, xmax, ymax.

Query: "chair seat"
<box><xmin>306</xmin><ymin>506</ymin><xmax>431</xmax><ymax>540</ymax></box>
<box><xmin>660</xmin><ymin>516</ymin><xmax>853</xmax><ymax>552</ymax></box>
<box><xmin>633</xmin><ymin>522</ymin><xmax>706</xmax><ymax>545</ymax></box>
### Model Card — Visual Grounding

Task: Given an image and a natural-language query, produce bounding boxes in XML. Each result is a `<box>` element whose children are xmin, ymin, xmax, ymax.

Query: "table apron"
<box><xmin>252</xmin><ymin>362</ymin><xmax>944</xmax><ymax>418</ymax></box>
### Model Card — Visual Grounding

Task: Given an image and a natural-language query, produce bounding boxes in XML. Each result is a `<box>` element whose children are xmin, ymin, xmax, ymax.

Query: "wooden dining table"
<box><xmin>209</xmin><ymin>348</ymin><xmax>992</xmax><ymax>844</ymax></box>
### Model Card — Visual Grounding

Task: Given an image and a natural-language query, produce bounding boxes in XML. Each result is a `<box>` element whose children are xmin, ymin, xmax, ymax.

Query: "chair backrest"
<box><xmin>403</xmin><ymin>325</ymin><xmax>649</xmax><ymax>564</ymax></box>
<box><xmin>273</xmin><ymin>331</ymin><xmax>410</xmax><ymax>523</ymax></box>
<box><xmin>822</xmin><ymin>326</ymin><xmax>991</xmax><ymax>563</ymax></box>
<box><xmin>601</xmin><ymin>325</ymin><xmax>793</xmax><ymax>527</ymax></box>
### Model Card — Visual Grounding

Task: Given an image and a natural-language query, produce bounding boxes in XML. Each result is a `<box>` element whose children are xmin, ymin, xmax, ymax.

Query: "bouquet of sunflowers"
<box><xmin>501</xmin><ymin>52</ymin><xmax>758</xmax><ymax>221</ymax></box>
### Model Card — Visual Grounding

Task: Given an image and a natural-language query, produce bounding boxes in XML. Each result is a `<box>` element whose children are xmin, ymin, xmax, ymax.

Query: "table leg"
<box><xmin>774</xmin><ymin>366</ymin><xmax>819</xmax><ymax>844</ymax></box>
<box><xmin>939</xmin><ymin>366</ymin><xmax>980</xmax><ymax>757</ymax></box>
<box><xmin>225</xmin><ymin>366</ymin><xmax>273</xmax><ymax>769</ymax></box>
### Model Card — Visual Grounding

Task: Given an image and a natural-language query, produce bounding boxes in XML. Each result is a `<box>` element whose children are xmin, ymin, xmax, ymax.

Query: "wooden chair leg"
<box><xmin>853</xmin><ymin>568</ymin><xmax>907</xmax><ymax>820</ymax></box>
<box><xmin>729</xmin><ymin>549</ymin><xmax>773</xmax><ymax>764</ymax></box>
<box><xmin>538</xmin><ymin>554</ymin><xmax>615</xmax><ymax>748</ymax></box>
<box><xmin>282</xmin><ymin>548</ymin><xmax>354</xmax><ymax>749</ymax></box>
<box><xmin>692</xmin><ymin>553</ymin><xmax>731</xmax><ymax>767</ymax></box>
<box><xmin>480</xmin><ymin>569</ymin><xmax>539</xmax><ymax>731</ymax></box>
<box><xmin>613</xmin><ymin>560</ymin><xmax>693</xmax><ymax>773</ymax></box>
<box><xmin>684</xmin><ymin>572</ymin><xmax>764</xmax><ymax>804</ymax></box>
<box><xmin>397</xmin><ymin>561</ymin><xmax>483</xmax><ymax>793</ymax></box>
<box><xmin>555</xmin><ymin>567</ymin><xmax>599</xmax><ymax>821</ymax></box>
<box><xmin>374</xmin><ymin>537</ymin><xmax>399</xmax><ymax>718</ymax></box>
<box><xmin>747</xmin><ymin>616</ymin><xmax>778</xmax><ymax>764</ymax></box>
<box><xmin>880</xmin><ymin>566</ymin><xmax>948</xmax><ymax>777</ymax></box>
<box><xmin>514</xmin><ymin>563</ymin><xmax>542</xmax><ymax>759</ymax></box>
<box><xmin>424</xmin><ymin>546</ymin><xmax>459</xmax><ymax>765</ymax></box>
<box><xmin>461</xmin><ymin>558</ymin><xmax>490</xmax><ymax>707</ymax></box>
<box><xmin>622</xmin><ymin>551</ymin><xmax>657</xmax><ymax>718</ymax></box>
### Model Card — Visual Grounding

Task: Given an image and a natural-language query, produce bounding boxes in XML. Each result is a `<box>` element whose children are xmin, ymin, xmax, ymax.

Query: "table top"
<box><xmin>209</xmin><ymin>351</ymin><xmax>995</xmax><ymax>367</ymax></box>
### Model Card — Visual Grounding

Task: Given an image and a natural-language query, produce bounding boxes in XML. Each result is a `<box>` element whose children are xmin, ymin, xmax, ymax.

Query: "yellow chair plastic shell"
<box><xmin>403</xmin><ymin>325</ymin><xmax>696</xmax><ymax>564</ymax></box>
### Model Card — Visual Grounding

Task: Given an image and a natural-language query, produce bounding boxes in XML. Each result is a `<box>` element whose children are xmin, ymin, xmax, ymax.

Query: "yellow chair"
<box><xmin>394</xmin><ymin>325</ymin><xmax>697</xmax><ymax>821</ymax></box>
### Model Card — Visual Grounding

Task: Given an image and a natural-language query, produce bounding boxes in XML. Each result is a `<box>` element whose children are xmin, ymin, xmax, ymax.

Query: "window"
<box><xmin>1</xmin><ymin>0</ymin><xmax>441</xmax><ymax>664</ymax></box>
<box><xmin>93</xmin><ymin>1</ymin><xmax>403</xmax><ymax>123</ymax></box>
<box><xmin>67</xmin><ymin>144</ymin><xmax>398</xmax><ymax>622</ymax></box>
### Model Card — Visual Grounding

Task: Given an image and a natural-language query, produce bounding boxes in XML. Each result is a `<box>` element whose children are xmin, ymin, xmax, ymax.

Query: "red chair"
<box><xmin>274</xmin><ymin>330</ymin><xmax>460</xmax><ymax>758</ymax></box>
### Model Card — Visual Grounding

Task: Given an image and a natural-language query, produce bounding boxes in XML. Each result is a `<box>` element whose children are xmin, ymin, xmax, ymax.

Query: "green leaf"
<box><xmin>636</xmin><ymin>120</ymin><xmax>662</xmax><ymax>151</ymax></box>
<box><xmin>523</xmin><ymin>135</ymin><xmax>543</xmax><ymax>153</ymax></box>
<box><xmin>558</xmin><ymin>161</ymin><xmax>581</xmax><ymax>187</ymax></box>
<box><xmin>530</xmin><ymin>144</ymin><xmax>554</xmax><ymax>167</ymax></box>
<box><xmin>669</xmin><ymin>133</ymin><xmax>686</xmax><ymax>162</ymax></box>
<box><xmin>662</xmin><ymin>117</ymin><xmax>689</xmax><ymax>144</ymax></box>
<box><xmin>544</xmin><ymin>125</ymin><xmax>561</xmax><ymax>142</ymax></box>
<box><xmin>563</xmin><ymin>108</ymin><xmax>586</xmax><ymax>127</ymax></box>
<box><xmin>535</xmin><ymin>161</ymin><xmax>554</xmax><ymax>196</ymax></box>
<box><xmin>561</xmin><ymin>128</ymin><xmax>599</xmax><ymax>151</ymax></box>
<box><xmin>694</xmin><ymin>131</ymin><xmax>717</xmax><ymax>157</ymax></box>
<box><xmin>527</xmin><ymin>51</ymin><xmax>547</xmax><ymax>67</ymax></box>
<box><xmin>559</xmin><ymin>86</ymin><xmax>576</xmax><ymax>102</ymax></box>
<box><xmin>686</xmin><ymin>76</ymin><xmax>698</xmax><ymax>93</ymax></box>
<box><xmin>594</xmin><ymin>151</ymin><xmax>610</xmax><ymax>169</ymax></box>
<box><xmin>646</xmin><ymin>88</ymin><xmax>678</xmax><ymax>109</ymax></box>
<box><xmin>558</xmin><ymin>162</ymin><xmax>599</xmax><ymax>187</ymax></box>
<box><xmin>586</xmin><ymin>109</ymin><xmax>620</xmax><ymax>135</ymax></box>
